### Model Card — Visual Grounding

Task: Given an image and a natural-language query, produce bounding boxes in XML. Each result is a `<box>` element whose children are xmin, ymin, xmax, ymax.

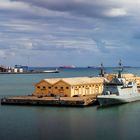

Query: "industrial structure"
<box><xmin>0</xmin><ymin>65</ymin><xmax>28</xmax><ymax>73</ymax></box>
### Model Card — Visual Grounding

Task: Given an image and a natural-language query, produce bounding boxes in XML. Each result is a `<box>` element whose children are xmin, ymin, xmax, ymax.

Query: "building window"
<box><xmin>37</xmin><ymin>86</ymin><xmax>40</xmax><ymax>89</ymax></box>
<box><xmin>40</xmin><ymin>86</ymin><xmax>46</xmax><ymax>90</ymax></box>
<box><xmin>60</xmin><ymin>87</ymin><xmax>63</xmax><ymax>89</ymax></box>
<box><xmin>66</xmin><ymin>87</ymin><xmax>69</xmax><ymax>89</ymax></box>
<box><xmin>55</xmin><ymin>87</ymin><xmax>58</xmax><ymax>89</ymax></box>
<box><xmin>48</xmin><ymin>87</ymin><xmax>51</xmax><ymax>89</ymax></box>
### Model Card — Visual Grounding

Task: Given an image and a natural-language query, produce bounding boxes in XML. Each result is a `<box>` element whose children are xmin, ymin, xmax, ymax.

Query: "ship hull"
<box><xmin>97</xmin><ymin>94</ymin><xmax>140</xmax><ymax>106</ymax></box>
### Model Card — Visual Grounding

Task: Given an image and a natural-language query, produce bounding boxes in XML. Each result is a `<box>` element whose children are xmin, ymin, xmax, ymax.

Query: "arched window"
<box><xmin>95</xmin><ymin>85</ymin><xmax>99</xmax><ymax>94</ymax></box>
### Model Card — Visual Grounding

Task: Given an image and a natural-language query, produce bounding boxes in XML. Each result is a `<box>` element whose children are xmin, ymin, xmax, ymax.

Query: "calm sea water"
<box><xmin>1</xmin><ymin>67</ymin><xmax>140</xmax><ymax>140</ymax></box>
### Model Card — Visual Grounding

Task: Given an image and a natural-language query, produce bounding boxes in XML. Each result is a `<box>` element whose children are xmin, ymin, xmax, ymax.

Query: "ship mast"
<box><xmin>118</xmin><ymin>60</ymin><xmax>123</xmax><ymax>78</ymax></box>
<box><xmin>99</xmin><ymin>63</ymin><xmax>105</xmax><ymax>77</ymax></box>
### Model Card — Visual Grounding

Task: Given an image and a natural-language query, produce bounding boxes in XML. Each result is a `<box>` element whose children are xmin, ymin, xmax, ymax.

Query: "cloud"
<box><xmin>0</xmin><ymin>0</ymin><xmax>140</xmax><ymax>66</ymax></box>
<box><xmin>0</xmin><ymin>49</ymin><xmax>15</xmax><ymax>59</ymax></box>
<box><xmin>105</xmin><ymin>8</ymin><xmax>127</xmax><ymax>17</ymax></box>
<box><xmin>0</xmin><ymin>0</ymin><xmax>28</xmax><ymax>10</ymax></box>
<box><xmin>9</xmin><ymin>0</ymin><xmax>129</xmax><ymax>19</ymax></box>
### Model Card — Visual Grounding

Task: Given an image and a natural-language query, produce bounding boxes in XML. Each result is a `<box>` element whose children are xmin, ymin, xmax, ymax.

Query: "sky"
<box><xmin>0</xmin><ymin>0</ymin><xmax>140</xmax><ymax>67</ymax></box>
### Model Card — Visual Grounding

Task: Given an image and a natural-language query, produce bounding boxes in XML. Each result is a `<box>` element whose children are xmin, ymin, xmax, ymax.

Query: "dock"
<box><xmin>1</xmin><ymin>95</ymin><xmax>97</xmax><ymax>106</ymax></box>
<box><xmin>0</xmin><ymin>71</ymin><xmax>59</xmax><ymax>74</ymax></box>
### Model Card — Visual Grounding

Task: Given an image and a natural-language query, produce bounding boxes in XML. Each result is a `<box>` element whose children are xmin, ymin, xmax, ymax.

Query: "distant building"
<box><xmin>0</xmin><ymin>66</ymin><xmax>7</xmax><ymax>72</ymax></box>
<box><xmin>33</xmin><ymin>77</ymin><xmax>104</xmax><ymax>97</ymax></box>
<box><xmin>105</xmin><ymin>73</ymin><xmax>135</xmax><ymax>81</ymax></box>
<box><xmin>105</xmin><ymin>73</ymin><xmax>140</xmax><ymax>89</ymax></box>
<box><xmin>14</xmin><ymin>65</ymin><xmax>28</xmax><ymax>72</ymax></box>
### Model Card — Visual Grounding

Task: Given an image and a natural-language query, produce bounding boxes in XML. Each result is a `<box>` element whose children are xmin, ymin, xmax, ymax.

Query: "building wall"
<box><xmin>33</xmin><ymin>79</ymin><xmax>104</xmax><ymax>97</ymax></box>
<box><xmin>105</xmin><ymin>74</ymin><xmax>115</xmax><ymax>81</ymax></box>
<box><xmin>33</xmin><ymin>80</ymin><xmax>52</xmax><ymax>96</ymax></box>
<box><xmin>70</xmin><ymin>83</ymin><xmax>103</xmax><ymax>97</ymax></box>
<box><xmin>127</xmin><ymin>77</ymin><xmax>140</xmax><ymax>88</ymax></box>
<box><xmin>105</xmin><ymin>74</ymin><xmax>135</xmax><ymax>82</ymax></box>
<box><xmin>52</xmin><ymin>81</ymin><xmax>71</xmax><ymax>97</ymax></box>
<box><xmin>136</xmin><ymin>78</ymin><xmax>140</xmax><ymax>87</ymax></box>
<box><xmin>105</xmin><ymin>74</ymin><xmax>140</xmax><ymax>89</ymax></box>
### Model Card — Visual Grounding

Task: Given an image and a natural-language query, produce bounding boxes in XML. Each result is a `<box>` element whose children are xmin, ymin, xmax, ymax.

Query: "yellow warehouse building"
<box><xmin>105</xmin><ymin>73</ymin><xmax>140</xmax><ymax>88</ymax></box>
<box><xmin>33</xmin><ymin>77</ymin><xmax>104</xmax><ymax>97</ymax></box>
<box><xmin>33</xmin><ymin>73</ymin><xmax>140</xmax><ymax>98</ymax></box>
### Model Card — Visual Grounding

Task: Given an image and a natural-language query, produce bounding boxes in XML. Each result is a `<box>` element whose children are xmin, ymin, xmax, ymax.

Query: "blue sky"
<box><xmin>0</xmin><ymin>0</ymin><xmax>140</xmax><ymax>67</ymax></box>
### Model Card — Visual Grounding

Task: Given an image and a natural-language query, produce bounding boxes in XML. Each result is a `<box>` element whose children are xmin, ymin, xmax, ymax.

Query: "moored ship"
<box><xmin>59</xmin><ymin>65</ymin><xmax>76</xmax><ymax>68</ymax></box>
<box><xmin>97</xmin><ymin>61</ymin><xmax>140</xmax><ymax>106</ymax></box>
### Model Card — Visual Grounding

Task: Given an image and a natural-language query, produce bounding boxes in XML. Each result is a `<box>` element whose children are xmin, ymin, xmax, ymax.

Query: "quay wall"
<box><xmin>1</xmin><ymin>96</ymin><xmax>97</xmax><ymax>106</ymax></box>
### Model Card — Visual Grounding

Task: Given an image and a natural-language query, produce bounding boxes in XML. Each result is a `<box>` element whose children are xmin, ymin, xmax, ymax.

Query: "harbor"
<box><xmin>1</xmin><ymin>76</ymin><xmax>103</xmax><ymax>106</ymax></box>
<box><xmin>0</xmin><ymin>70</ymin><xmax>59</xmax><ymax>74</ymax></box>
<box><xmin>1</xmin><ymin>95</ymin><xmax>97</xmax><ymax>106</ymax></box>
<box><xmin>2</xmin><ymin>63</ymin><xmax>140</xmax><ymax>107</ymax></box>
<box><xmin>1</xmin><ymin>66</ymin><xmax>140</xmax><ymax>140</ymax></box>
<box><xmin>1</xmin><ymin>1</ymin><xmax>140</xmax><ymax>139</ymax></box>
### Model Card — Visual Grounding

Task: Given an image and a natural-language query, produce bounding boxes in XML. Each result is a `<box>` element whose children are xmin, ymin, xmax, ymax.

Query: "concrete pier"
<box><xmin>1</xmin><ymin>95</ymin><xmax>97</xmax><ymax>106</ymax></box>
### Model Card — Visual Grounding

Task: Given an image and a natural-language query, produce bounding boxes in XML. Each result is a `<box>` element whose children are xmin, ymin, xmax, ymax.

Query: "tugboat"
<box><xmin>97</xmin><ymin>61</ymin><xmax>140</xmax><ymax>106</ymax></box>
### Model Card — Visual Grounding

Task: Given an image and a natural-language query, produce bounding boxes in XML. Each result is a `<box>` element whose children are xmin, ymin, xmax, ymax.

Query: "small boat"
<box><xmin>97</xmin><ymin>61</ymin><xmax>140</xmax><ymax>107</ymax></box>
<box><xmin>42</xmin><ymin>68</ymin><xmax>59</xmax><ymax>73</ymax></box>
